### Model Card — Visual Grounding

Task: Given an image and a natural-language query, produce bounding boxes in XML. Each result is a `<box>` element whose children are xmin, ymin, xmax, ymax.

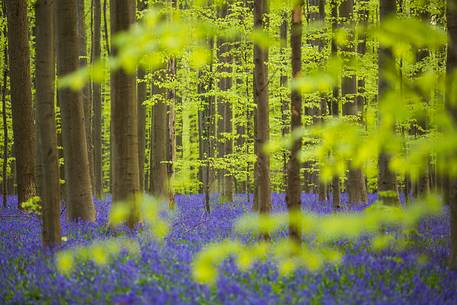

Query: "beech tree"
<box><xmin>339</xmin><ymin>0</ymin><xmax>367</xmax><ymax>205</ymax></box>
<box><xmin>35</xmin><ymin>0</ymin><xmax>61</xmax><ymax>247</ymax></box>
<box><xmin>253</xmin><ymin>0</ymin><xmax>271</xmax><ymax>215</ymax></box>
<box><xmin>287</xmin><ymin>0</ymin><xmax>304</xmax><ymax>241</ymax></box>
<box><xmin>5</xmin><ymin>0</ymin><xmax>37</xmax><ymax>207</ymax></box>
<box><xmin>110</xmin><ymin>0</ymin><xmax>140</xmax><ymax>227</ymax></box>
<box><xmin>56</xmin><ymin>0</ymin><xmax>96</xmax><ymax>221</ymax></box>
<box><xmin>377</xmin><ymin>0</ymin><xmax>400</xmax><ymax>206</ymax></box>
<box><xmin>91</xmin><ymin>0</ymin><xmax>103</xmax><ymax>199</ymax></box>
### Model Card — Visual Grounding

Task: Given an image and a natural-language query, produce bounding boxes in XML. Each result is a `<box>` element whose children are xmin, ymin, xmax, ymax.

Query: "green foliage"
<box><xmin>20</xmin><ymin>196</ymin><xmax>41</xmax><ymax>215</ymax></box>
<box><xmin>56</xmin><ymin>195</ymin><xmax>170</xmax><ymax>275</ymax></box>
<box><xmin>56</xmin><ymin>239</ymin><xmax>140</xmax><ymax>275</ymax></box>
<box><xmin>193</xmin><ymin>194</ymin><xmax>443</xmax><ymax>285</ymax></box>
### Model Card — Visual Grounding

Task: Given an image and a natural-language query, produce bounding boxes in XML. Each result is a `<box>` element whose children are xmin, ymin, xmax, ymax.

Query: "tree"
<box><xmin>91</xmin><ymin>0</ymin><xmax>103</xmax><ymax>199</ymax></box>
<box><xmin>5</xmin><ymin>0</ymin><xmax>37</xmax><ymax>207</ymax></box>
<box><xmin>377</xmin><ymin>0</ymin><xmax>400</xmax><ymax>206</ymax></box>
<box><xmin>56</xmin><ymin>0</ymin><xmax>96</xmax><ymax>222</ymax></box>
<box><xmin>35</xmin><ymin>0</ymin><xmax>61</xmax><ymax>248</ymax></box>
<box><xmin>1</xmin><ymin>12</ymin><xmax>8</xmax><ymax>208</ymax></box>
<box><xmin>137</xmin><ymin>0</ymin><xmax>147</xmax><ymax>193</ymax></box>
<box><xmin>78</xmin><ymin>0</ymin><xmax>95</xmax><ymax>194</ymax></box>
<box><xmin>279</xmin><ymin>11</ymin><xmax>289</xmax><ymax>190</ymax></box>
<box><xmin>216</xmin><ymin>5</ymin><xmax>234</xmax><ymax>203</ymax></box>
<box><xmin>287</xmin><ymin>0</ymin><xmax>304</xmax><ymax>241</ymax></box>
<box><xmin>330</xmin><ymin>0</ymin><xmax>341</xmax><ymax>209</ymax></box>
<box><xmin>339</xmin><ymin>0</ymin><xmax>367</xmax><ymax>205</ymax></box>
<box><xmin>110</xmin><ymin>0</ymin><xmax>140</xmax><ymax>227</ymax></box>
<box><xmin>253</xmin><ymin>0</ymin><xmax>272</xmax><ymax>215</ymax></box>
<box><xmin>150</xmin><ymin>71</ymin><xmax>169</xmax><ymax>200</ymax></box>
<box><xmin>446</xmin><ymin>0</ymin><xmax>457</xmax><ymax>269</ymax></box>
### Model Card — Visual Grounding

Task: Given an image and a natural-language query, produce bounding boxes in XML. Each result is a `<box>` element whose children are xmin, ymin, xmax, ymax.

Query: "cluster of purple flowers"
<box><xmin>1</xmin><ymin>193</ymin><xmax>456</xmax><ymax>305</ymax></box>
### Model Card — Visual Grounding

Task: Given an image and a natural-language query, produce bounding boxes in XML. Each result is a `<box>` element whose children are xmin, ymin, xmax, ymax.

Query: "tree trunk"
<box><xmin>91</xmin><ymin>0</ymin><xmax>103</xmax><ymax>199</ymax></box>
<box><xmin>280</xmin><ymin>12</ymin><xmax>289</xmax><ymax>192</ymax></box>
<box><xmin>78</xmin><ymin>0</ymin><xmax>95</xmax><ymax>195</ymax></box>
<box><xmin>446</xmin><ymin>0</ymin><xmax>457</xmax><ymax>270</ymax></box>
<box><xmin>35</xmin><ymin>0</ymin><xmax>61</xmax><ymax>248</ymax></box>
<box><xmin>287</xmin><ymin>1</ymin><xmax>304</xmax><ymax>241</ymax></box>
<box><xmin>150</xmin><ymin>73</ymin><xmax>169</xmax><ymax>199</ymax></box>
<box><xmin>110</xmin><ymin>0</ymin><xmax>140</xmax><ymax>227</ymax></box>
<box><xmin>5</xmin><ymin>0</ymin><xmax>37</xmax><ymax>207</ymax></box>
<box><xmin>339</xmin><ymin>0</ymin><xmax>367</xmax><ymax>205</ymax></box>
<box><xmin>330</xmin><ymin>0</ymin><xmax>340</xmax><ymax>209</ymax></box>
<box><xmin>1</xmin><ymin>18</ymin><xmax>8</xmax><ymax>208</ymax></box>
<box><xmin>56</xmin><ymin>0</ymin><xmax>96</xmax><ymax>222</ymax></box>
<box><xmin>377</xmin><ymin>0</ymin><xmax>400</xmax><ymax>206</ymax></box>
<box><xmin>137</xmin><ymin>68</ymin><xmax>146</xmax><ymax>193</ymax></box>
<box><xmin>253</xmin><ymin>0</ymin><xmax>272</xmax><ymax>216</ymax></box>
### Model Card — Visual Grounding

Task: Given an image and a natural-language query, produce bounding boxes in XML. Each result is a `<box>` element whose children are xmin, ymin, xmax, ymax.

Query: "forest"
<box><xmin>1</xmin><ymin>0</ymin><xmax>457</xmax><ymax>304</ymax></box>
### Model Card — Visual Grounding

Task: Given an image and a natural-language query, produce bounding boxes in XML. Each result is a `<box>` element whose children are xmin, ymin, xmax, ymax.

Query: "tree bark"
<box><xmin>137</xmin><ymin>68</ymin><xmax>146</xmax><ymax>193</ymax></box>
<box><xmin>330</xmin><ymin>0</ymin><xmax>340</xmax><ymax>209</ymax></box>
<box><xmin>287</xmin><ymin>1</ymin><xmax>304</xmax><ymax>241</ymax></box>
<box><xmin>253</xmin><ymin>0</ymin><xmax>272</xmax><ymax>216</ymax></box>
<box><xmin>78</xmin><ymin>0</ymin><xmax>95</xmax><ymax>195</ymax></box>
<box><xmin>5</xmin><ymin>0</ymin><xmax>37</xmax><ymax>207</ymax></box>
<box><xmin>56</xmin><ymin>0</ymin><xmax>96</xmax><ymax>222</ymax></box>
<box><xmin>137</xmin><ymin>0</ymin><xmax>147</xmax><ymax>193</ymax></box>
<box><xmin>91</xmin><ymin>0</ymin><xmax>103</xmax><ymax>199</ymax></box>
<box><xmin>377</xmin><ymin>0</ymin><xmax>400</xmax><ymax>206</ymax></box>
<box><xmin>150</xmin><ymin>72</ymin><xmax>169</xmax><ymax>200</ymax></box>
<box><xmin>339</xmin><ymin>0</ymin><xmax>367</xmax><ymax>205</ymax></box>
<box><xmin>280</xmin><ymin>12</ymin><xmax>289</xmax><ymax>192</ymax></box>
<box><xmin>1</xmin><ymin>15</ymin><xmax>8</xmax><ymax>208</ymax></box>
<box><xmin>35</xmin><ymin>0</ymin><xmax>61</xmax><ymax>248</ymax></box>
<box><xmin>110</xmin><ymin>0</ymin><xmax>140</xmax><ymax>227</ymax></box>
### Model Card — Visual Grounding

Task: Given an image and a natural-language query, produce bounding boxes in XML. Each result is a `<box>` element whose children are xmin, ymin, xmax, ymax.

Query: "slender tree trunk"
<box><xmin>222</xmin><ymin>64</ymin><xmax>233</xmax><ymax>203</ymax></box>
<box><xmin>137</xmin><ymin>68</ymin><xmax>146</xmax><ymax>193</ymax></box>
<box><xmin>446</xmin><ymin>0</ymin><xmax>457</xmax><ymax>270</ymax></box>
<box><xmin>280</xmin><ymin>12</ymin><xmax>289</xmax><ymax>192</ymax></box>
<box><xmin>150</xmin><ymin>73</ymin><xmax>169</xmax><ymax>199</ymax></box>
<box><xmin>56</xmin><ymin>0</ymin><xmax>96</xmax><ymax>222</ymax></box>
<box><xmin>1</xmin><ymin>20</ymin><xmax>8</xmax><ymax>208</ymax></box>
<box><xmin>330</xmin><ymin>0</ymin><xmax>340</xmax><ymax>209</ymax></box>
<box><xmin>35</xmin><ymin>0</ymin><xmax>61</xmax><ymax>248</ymax></box>
<box><xmin>137</xmin><ymin>0</ymin><xmax>147</xmax><ymax>193</ymax></box>
<box><xmin>287</xmin><ymin>1</ymin><xmax>304</xmax><ymax>241</ymax></box>
<box><xmin>92</xmin><ymin>0</ymin><xmax>103</xmax><ymax>199</ymax></box>
<box><xmin>253</xmin><ymin>0</ymin><xmax>272</xmax><ymax>216</ymax></box>
<box><xmin>377</xmin><ymin>0</ymin><xmax>400</xmax><ymax>206</ymax></box>
<box><xmin>103</xmin><ymin>0</ymin><xmax>110</xmax><ymax>55</ymax></box>
<box><xmin>340</xmin><ymin>0</ymin><xmax>367</xmax><ymax>205</ymax></box>
<box><xmin>217</xmin><ymin>6</ymin><xmax>234</xmax><ymax>202</ymax></box>
<box><xmin>197</xmin><ymin>67</ymin><xmax>212</xmax><ymax>213</ymax></box>
<box><xmin>167</xmin><ymin>63</ymin><xmax>177</xmax><ymax>207</ymax></box>
<box><xmin>78</xmin><ymin>0</ymin><xmax>95</xmax><ymax>195</ymax></box>
<box><xmin>5</xmin><ymin>0</ymin><xmax>37</xmax><ymax>207</ymax></box>
<box><xmin>110</xmin><ymin>0</ymin><xmax>140</xmax><ymax>227</ymax></box>
<box><xmin>412</xmin><ymin>3</ymin><xmax>431</xmax><ymax>197</ymax></box>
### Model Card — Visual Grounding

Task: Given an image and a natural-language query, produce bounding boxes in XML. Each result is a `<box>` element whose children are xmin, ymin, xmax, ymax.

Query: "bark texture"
<box><xmin>5</xmin><ymin>0</ymin><xmax>37</xmax><ymax>207</ymax></box>
<box><xmin>287</xmin><ymin>1</ymin><xmax>304</xmax><ymax>241</ymax></box>
<box><xmin>110</xmin><ymin>0</ymin><xmax>140</xmax><ymax>227</ymax></box>
<box><xmin>253</xmin><ymin>0</ymin><xmax>272</xmax><ymax>215</ymax></box>
<box><xmin>56</xmin><ymin>0</ymin><xmax>96</xmax><ymax>222</ymax></box>
<box><xmin>91</xmin><ymin>0</ymin><xmax>103</xmax><ymax>199</ymax></box>
<box><xmin>339</xmin><ymin>0</ymin><xmax>367</xmax><ymax>205</ymax></box>
<box><xmin>35</xmin><ymin>0</ymin><xmax>61</xmax><ymax>247</ymax></box>
<box><xmin>150</xmin><ymin>73</ymin><xmax>169</xmax><ymax>199</ymax></box>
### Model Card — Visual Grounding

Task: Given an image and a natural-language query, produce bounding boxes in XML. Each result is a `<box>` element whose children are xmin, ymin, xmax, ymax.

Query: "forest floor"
<box><xmin>1</xmin><ymin>194</ymin><xmax>456</xmax><ymax>305</ymax></box>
